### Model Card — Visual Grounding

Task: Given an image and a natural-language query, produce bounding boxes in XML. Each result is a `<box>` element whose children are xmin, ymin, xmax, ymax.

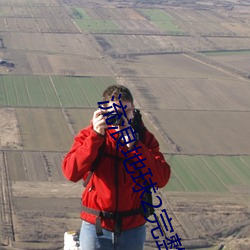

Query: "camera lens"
<box><xmin>106</xmin><ymin>112</ymin><xmax>123</xmax><ymax>125</ymax></box>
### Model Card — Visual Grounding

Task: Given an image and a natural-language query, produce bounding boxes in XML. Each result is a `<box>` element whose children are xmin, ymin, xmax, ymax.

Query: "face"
<box><xmin>117</xmin><ymin>100</ymin><xmax>134</xmax><ymax>121</ymax></box>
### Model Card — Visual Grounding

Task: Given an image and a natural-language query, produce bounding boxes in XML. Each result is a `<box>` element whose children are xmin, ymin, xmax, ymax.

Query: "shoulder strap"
<box><xmin>83</xmin><ymin>141</ymin><xmax>105</xmax><ymax>187</ymax></box>
<box><xmin>131</xmin><ymin>109</ymin><xmax>146</xmax><ymax>142</ymax></box>
<box><xmin>133</xmin><ymin>110</ymin><xmax>155</xmax><ymax>217</ymax></box>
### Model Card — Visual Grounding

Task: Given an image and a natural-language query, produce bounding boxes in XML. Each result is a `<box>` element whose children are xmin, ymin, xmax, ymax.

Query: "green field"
<box><xmin>75</xmin><ymin>19</ymin><xmax>119</xmax><ymax>32</ymax></box>
<box><xmin>138</xmin><ymin>9</ymin><xmax>173</xmax><ymax>21</ymax></box>
<box><xmin>0</xmin><ymin>75</ymin><xmax>115</xmax><ymax>108</ymax></box>
<box><xmin>202</xmin><ymin>49</ymin><xmax>250</xmax><ymax>56</ymax></box>
<box><xmin>71</xmin><ymin>7</ymin><xmax>183</xmax><ymax>33</ymax></box>
<box><xmin>71</xmin><ymin>7</ymin><xmax>90</xmax><ymax>19</ymax></box>
<box><xmin>165</xmin><ymin>155</ymin><xmax>250</xmax><ymax>192</ymax></box>
<box><xmin>70</xmin><ymin>7</ymin><xmax>119</xmax><ymax>32</ymax></box>
<box><xmin>138</xmin><ymin>9</ymin><xmax>183</xmax><ymax>33</ymax></box>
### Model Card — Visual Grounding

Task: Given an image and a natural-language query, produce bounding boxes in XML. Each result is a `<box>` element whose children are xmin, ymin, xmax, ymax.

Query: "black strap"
<box><xmin>131</xmin><ymin>109</ymin><xmax>146</xmax><ymax>143</ymax></box>
<box><xmin>82</xmin><ymin>205</ymin><xmax>143</xmax><ymax>236</ymax></box>
<box><xmin>82</xmin><ymin>205</ymin><xmax>142</xmax><ymax>219</ymax></box>
<box><xmin>103</xmin><ymin>152</ymin><xmax>125</xmax><ymax>161</ymax></box>
<box><xmin>95</xmin><ymin>217</ymin><xmax>103</xmax><ymax>237</ymax></box>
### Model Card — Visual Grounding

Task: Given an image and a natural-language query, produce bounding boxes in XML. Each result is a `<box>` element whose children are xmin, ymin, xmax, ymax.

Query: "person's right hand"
<box><xmin>92</xmin><ymin>109</ymin><xmax>108</xmax><ymax>136</ymax></box>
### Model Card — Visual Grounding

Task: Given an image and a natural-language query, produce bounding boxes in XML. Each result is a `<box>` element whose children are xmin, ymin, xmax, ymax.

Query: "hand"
<box><xmin>92</xmin><ymin>109</ymin><xmax>108</xmax><ymax>136</ymax></box>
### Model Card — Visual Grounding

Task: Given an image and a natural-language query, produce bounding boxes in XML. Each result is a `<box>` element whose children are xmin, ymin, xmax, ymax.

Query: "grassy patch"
<box><xmin>75</xmin><ymin>19</ymin><xmax>118</xmax><ymax>32</ymax></box>
<box><xmin>71</xmin><ymin>7</ymin><xmax>90</xmax><ymax>19</ymax></box>
<box><xmin>138</xmin><ymin>8</ymin><xmax>183</xmax><ymax>33</ymax></box>
<box><xmin>154</xmin><ymin>20</ymin><xmax>183</xmax><ymax>33</ymax></box>
<box><xmin>0</xmin><ymin>10</ymin><xmax>5</xmax><ymax>17</ymax></box>
<box><xmin>202</xmin><ymin>50</ymin><xmax>250</xmax><ymax>56</ymax></box>
<box><xmin>138</xmin><ymin>9</ymin><xmax>173</xmax><ymax>21</ymax></box>
<box><xmin>71</xmin><ymin>7</ymin><xmax>118</xmax><ymax>32</ymax></box>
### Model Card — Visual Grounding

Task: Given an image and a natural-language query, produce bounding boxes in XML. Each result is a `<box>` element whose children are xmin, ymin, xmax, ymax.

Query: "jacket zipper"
<box><xmin>114</xmin><ymin>147</ymin><xmax>119</xmax><ymax>215</ymax></box>
<box><xmin>123</xmin><ymin>167</ymin><xmax>126</xmax><ymax>183</ymax></box>
<box><xmin>114</xmin><ymin>143</ymin><xmax>120</xmax><ymax>246</ymax></box>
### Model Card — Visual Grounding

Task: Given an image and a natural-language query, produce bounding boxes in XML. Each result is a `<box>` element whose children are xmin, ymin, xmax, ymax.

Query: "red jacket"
<box><xmin>62</xmin><ymin>124</ymin><xmax>171</xmax><ymax>231</ymax></box>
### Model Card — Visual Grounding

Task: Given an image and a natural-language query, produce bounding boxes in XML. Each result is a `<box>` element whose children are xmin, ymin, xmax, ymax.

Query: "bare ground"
<box><xmin>0</xmin><ymin>108</ymin><xmax>21</xmax><ymax>150</ymax></box>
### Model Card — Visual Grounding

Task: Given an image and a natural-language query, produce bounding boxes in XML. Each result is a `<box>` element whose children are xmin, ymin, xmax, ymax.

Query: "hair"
<box><xmin>102</xmin><ymin>85</ymin><xmax>133</xmax><ymax>104</ymax></box>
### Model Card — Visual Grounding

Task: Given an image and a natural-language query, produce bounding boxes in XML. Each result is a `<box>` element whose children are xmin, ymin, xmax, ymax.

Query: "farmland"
<box><xmin>165</xmin><ymin>155</ymin><xmax>250</xmax><ymax>192</ymax></box>
<box><xmin>2</xmin><ymin>32</ymin><xmax>112</xmax><ymax>75</ymax></box>
<box><xmin>0</xmin><ymin>75</ymin><xmax>115</xmax><ymax>107</ymax></box>
<box><xmin>203</xmin><ymin>50</ymin><xmax>250</xmax><ymax>74</ymax></box>
<box><xmin>1</xmin><ymin>0</ymin><xmax>250</xmax><ymax>250</ymax></box>
<box><xmin>138</xmin><ymin>9</ymin><xmax>184</xmax><ymax>34</ymax></box>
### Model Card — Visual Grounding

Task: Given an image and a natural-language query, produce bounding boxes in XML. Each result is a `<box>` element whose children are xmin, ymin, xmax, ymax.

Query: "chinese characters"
<box><xmin>98</xmin><ymin>96</ymin><xmax>185</xmax><ymax>250</ymax></box>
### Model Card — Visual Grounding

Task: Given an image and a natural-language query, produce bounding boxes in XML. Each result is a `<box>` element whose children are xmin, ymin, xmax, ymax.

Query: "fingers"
<box><xmin>93</xmin><ymin>109</ymin><xmax>103</xmax><ymax>119</ymax></box>
<box><xmin>93</xmin><ymin>109</ymin><xmax>107</xmax><ymax>124</ymax></box>
<box><xmin>93</xmin><ymin>109</ymin><xmax>108</xmax><ymax>135</ymax></box>
<box><xmin>93</xmin><ymin>113</ymin><xmax>105</xmax><ymax>125</ymax></box>
<box><xmin>95</xmin><ymin>114</ymin><xmax>107</xmax><ymax>126</ymax></box>
<box><xmin>95</xmin><ymin>119</ymin><xmax>108</xmax><ymax>130</ymax></box>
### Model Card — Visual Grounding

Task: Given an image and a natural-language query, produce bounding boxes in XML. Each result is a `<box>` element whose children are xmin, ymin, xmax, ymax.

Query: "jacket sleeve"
<box><xmin>62</xmin><ymin>127</ymin><xmax>105</xmax><ymax>182</ymax></box>
<box><xmin>131</xmin><ymin>128</ymin><xmax>171</xmax><ymax>188</ymax></box>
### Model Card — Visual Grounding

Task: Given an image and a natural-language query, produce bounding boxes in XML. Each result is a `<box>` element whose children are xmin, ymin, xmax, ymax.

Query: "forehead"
<box><xmin>112</xmin><ymin>100</ymin><xmax>133</xmax><ymax>110</ymax></box>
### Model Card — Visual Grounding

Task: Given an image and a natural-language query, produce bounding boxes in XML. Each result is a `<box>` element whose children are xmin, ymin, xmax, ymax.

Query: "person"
<box><xmin>62</xmin><ymin>85</ymin><xmax>171</xmax><ymax>250</ymax></box>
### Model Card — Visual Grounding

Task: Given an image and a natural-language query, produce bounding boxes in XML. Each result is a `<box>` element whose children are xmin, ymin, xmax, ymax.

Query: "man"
<box><xmin>62</xmin><ymin>85</ymin><xmax>171</xmax><ymax>250</ymax></box>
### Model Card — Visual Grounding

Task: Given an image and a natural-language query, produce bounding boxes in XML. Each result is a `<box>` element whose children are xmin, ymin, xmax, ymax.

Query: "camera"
<box><xmin>104</xmin><ymin>112</ymin><xmax>123</xmax><ymax>125</ymax></box>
